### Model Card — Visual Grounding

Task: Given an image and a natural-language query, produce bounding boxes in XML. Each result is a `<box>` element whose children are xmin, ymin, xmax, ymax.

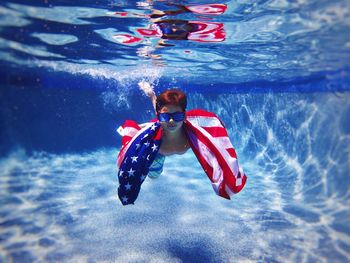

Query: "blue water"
<box><xmin>1</xmin><ymin>0</ymin><xmax>350</xmax><ymax>262</ymax></box>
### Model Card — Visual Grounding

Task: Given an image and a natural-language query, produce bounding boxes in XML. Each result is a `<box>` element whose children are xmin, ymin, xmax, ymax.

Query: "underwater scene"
<box><xmin>1</xmin><ymin>0</ymin><xmax>350</xmax><ymax>262</ymax></box>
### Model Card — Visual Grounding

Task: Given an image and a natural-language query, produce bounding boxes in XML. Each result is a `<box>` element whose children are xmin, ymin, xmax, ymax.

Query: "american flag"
<box><xmin>117</xmin><ymin>120</ymin><xmax>161</xmax><ymax>205</ymax></box>
<box><xmin>116</xmin><ymin>109</ymin><xmax>247</xmax><ymax>205</ymax></box>
<box><xmin>185</xmin><ymin>109</ymin><xmax>247</xmax><ymax>199</ymax></box>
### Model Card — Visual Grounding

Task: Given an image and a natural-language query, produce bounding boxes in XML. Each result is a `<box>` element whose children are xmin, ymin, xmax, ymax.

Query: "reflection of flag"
<box><xmin>117</xmin><ymin>121</ymin><xmax>161</xmax><ymax>205</ymax></box>
<box><xmin>187</xmin><ymin>22</ymin><xmax>225</xmax><ymax>42</ymax></box>
<box><xmin>186</xmin><ymin>4</ymin><xmax>227</xmax><ymax>15</ymax></box>
<box><xmin>184</xmin><ymin>109</ymin><xmax>247</xmax><ymax>199</ymax></box>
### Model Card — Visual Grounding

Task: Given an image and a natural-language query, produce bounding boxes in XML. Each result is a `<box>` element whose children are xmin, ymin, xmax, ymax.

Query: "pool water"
<box><xmin>1</xmin><ymin>0</ymin><xmax>350</xmax><ymax>262</ymax></box>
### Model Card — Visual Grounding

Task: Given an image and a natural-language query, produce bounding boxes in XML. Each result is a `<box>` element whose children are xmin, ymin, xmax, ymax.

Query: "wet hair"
<box><xmin>156</xmin><ymin>89</ymin><xmax>187</xmax><ymax>112</ymax></box>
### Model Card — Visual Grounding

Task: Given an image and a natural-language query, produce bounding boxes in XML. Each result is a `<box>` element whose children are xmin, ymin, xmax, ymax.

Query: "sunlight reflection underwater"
<box><xmin>1</xmin><ymin>0</ymin><xmax>350</xmax><ymax>262</ymax></box>
<box><xmin>1</xmin><ymin>90</ymin><xmax>350</xmax><ymax>262</ymax></box>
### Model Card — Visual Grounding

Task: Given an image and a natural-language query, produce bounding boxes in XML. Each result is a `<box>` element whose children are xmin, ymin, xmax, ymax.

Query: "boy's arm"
<box><xmin>138</xmin><ymin>80</ymin><xmax>157</xmax><ymax>113</ymax></box>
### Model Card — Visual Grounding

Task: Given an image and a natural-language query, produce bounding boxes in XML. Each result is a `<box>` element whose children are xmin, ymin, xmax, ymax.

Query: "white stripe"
<box><xmin>117</xmin><ymin>126</ymin><xmax>124</xmax><ymax>136</ymax></box>
<box><xmin>118</xmin><ymin>122</ymin><xmax>154</xmax><ymax>137</ymax></box>
<box><xmin>187</xmin><ymin>116</ymin><xmax>223</xmax><ymax>128</ymax></box>
<box><xmin>122</xmin><ymin>127</ymin><xmax>139</xmax><ymax>137</ymax></box>
<box><xmin>211</xmin><ymin>136</ymin><xmax>232</xmax><ymax>150</ymax></box>
<box><xmin>117</xmin><ymin>126</ymin><xmax>139</xmax><ymax>137</ymax></box>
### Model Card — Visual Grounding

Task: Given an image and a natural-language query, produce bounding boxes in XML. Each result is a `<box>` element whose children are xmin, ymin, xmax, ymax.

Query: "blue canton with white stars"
<box><xmin>118</xmin><ymin>122</ymin><xmax>161</xmax><ymax>205</ymax></box>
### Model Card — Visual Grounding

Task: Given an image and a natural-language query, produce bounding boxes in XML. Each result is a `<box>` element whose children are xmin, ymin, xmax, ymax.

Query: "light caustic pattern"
<box><xmin>1</xmin><ymin>91</ymin><xmax>350</xmax><ymax>262</ymax></box>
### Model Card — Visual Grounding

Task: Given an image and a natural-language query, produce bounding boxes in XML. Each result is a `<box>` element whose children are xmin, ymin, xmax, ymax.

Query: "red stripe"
<box><xmin>122</xmin><ymin>136</ymin><xmax>133</xmax><ymax>146</ymax></box>
<box><xmin>218</xmin><ymin>183</ymin><xmax>230</xmax><ymax>199</ymax></box>
<box><xmin>154</xmin><ymin>127</ymin><xmax>162</xmax><ymax>140</ymax></box>
<box><xmin>117</xmin><ymin>145</ymin><xmax>128</xmax><ymax>167</ymax></box>
<box><xmin>226</xmin><ymin>148</ymin><xmax>237</xmax><ymax>159</ymax></box>
<box><xmin>122</xmin><ymin>120</ymin><xmax>141</xmax><ymax>131</ymax></box>
<box><xmin>202</xmin><ymin>126</ymin><xmax>228</xmax><ymax>137</ymax></box>
<box><xmin>186</xmin><ymin>109</ymin><xmax>218</xmax><ymax>118</ymax></box>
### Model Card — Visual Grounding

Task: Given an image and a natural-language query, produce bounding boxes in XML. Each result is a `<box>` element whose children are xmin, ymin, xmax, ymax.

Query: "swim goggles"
<box><xmin>157</xmin><ymin>112</ymin><xmax>185</xmax><ymax>122</ymax></box>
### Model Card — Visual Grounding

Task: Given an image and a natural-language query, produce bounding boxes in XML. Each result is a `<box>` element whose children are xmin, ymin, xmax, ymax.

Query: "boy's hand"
<box><xmin>138</xmin><ymin>80</ymin><xmax>155</xmax><ymax>97</ymax></box>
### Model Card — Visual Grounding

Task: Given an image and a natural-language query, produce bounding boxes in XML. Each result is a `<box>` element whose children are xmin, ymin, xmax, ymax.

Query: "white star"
<box><xmin>122</xmin><ymin>196</ymin><xmax>128</xmax><ymax>203</ymax></box>
<box><xmin>135</xmin><ymin>143</ymin><xmax>140</xmax><ymax>149</ymax></box>
<box><xmin>128</xmin><ymin>168</ymin><xmax>135</xmax><ymax>177</ymax></box>
<box><xmin>151</xmin><ymin>144</ymin><xmax>158</xmax><ymax>152</ymax></box>
<box><xmin>125</xmin><ymin>183</ymin><xmax>132</xmax><ymax>190</ymax></box>
<box><xmin>144</xmin><ymin>141</ymin><xmax>150</xmax><ymax>147</ymax></box>
<box><xmin>146</xmin><ymin>155</ymin><xmax>150</xmax><ymax>161</ymax></box>
<box><xmin>119</xmin><ymin>170</ymin><xmax>124</xmax><ymax>177</ymax></box>
<box><xmin>131</xmin><ymin>156</ymin><xmax>138</xmax><ymax>163</ymax></box>
<box><xmin>151</xmin><ymin>124</ymin><xmax>156</xmax><ymax>131</ymax></box>
<box><xmin>142</xmin><ymin>133</ymin><xmax>148</xmax><ymax>139</ymax></box>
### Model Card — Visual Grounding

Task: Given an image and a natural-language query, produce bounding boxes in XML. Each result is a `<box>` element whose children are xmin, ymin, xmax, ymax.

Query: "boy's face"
<box><xmin>158</xmin><ymin>104</ymin><xmax>184</xmax><ymax>133</ymax></box>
